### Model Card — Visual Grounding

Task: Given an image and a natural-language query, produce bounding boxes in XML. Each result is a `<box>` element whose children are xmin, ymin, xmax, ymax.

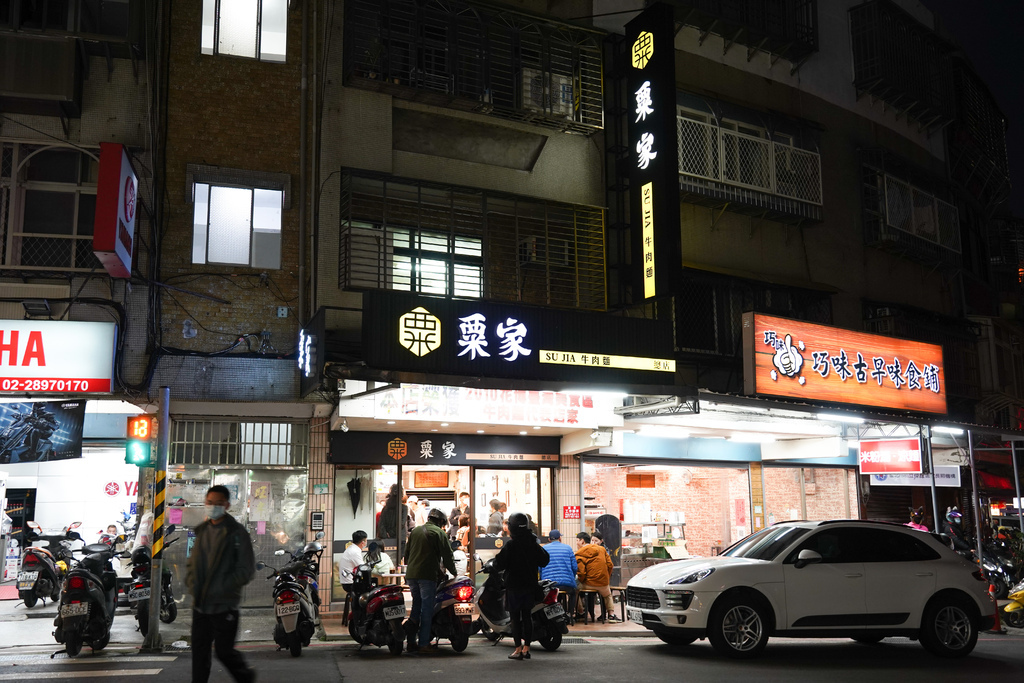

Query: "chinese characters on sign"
<box><xmin>745</xmin><ymin>313</ymin><xmax>948</xmax><ymax>414</ymax></box>
<box><xmin>456</xmin><ymin>313</ymin><xmax>532</xmax><ymax>362</ymax></box>
<box><xmin>641</xmin><ymin>182</ymin><xmax>655</xmax><ymax>298</ymax></box>
<box><xmin>858</xmin><ymin>438</ymin><xmax>923</xmax><ymax>475</ymax></box>
<box><xmin>540</xmin><ymin>350</ymin><xmax>675</xmax><ymax>373</ymax></box>
<box><xmin>399</xmin><ymin>307</ymin><xmax>441</xmax><ymax>357</ymax></box>
<box><xmin>563</xmin><ymin>506</ymin><xmax>581</xmax><ymax>520</ymax></box>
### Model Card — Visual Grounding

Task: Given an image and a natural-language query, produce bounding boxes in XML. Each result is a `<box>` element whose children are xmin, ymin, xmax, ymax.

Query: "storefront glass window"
<box><xmin>331</xmin><ymin>465</ymin><xmax>396</xmax><ymax>602</ymax></box>
<box><xmin>474</xmin><ymin>468</ymin><xmax>544</xmax><ymax>564</ymax></box>
<box><xmin>762</xmin><ymin>466</ymin><xmax>857</xmax><ymax>524</ymax></box>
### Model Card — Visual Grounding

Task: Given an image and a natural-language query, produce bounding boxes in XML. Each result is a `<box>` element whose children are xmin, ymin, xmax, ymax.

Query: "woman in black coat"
<box><xmin>493</xmin><ymin>512</ymin><xmax>549</xmax><ymax>660</ymax></box>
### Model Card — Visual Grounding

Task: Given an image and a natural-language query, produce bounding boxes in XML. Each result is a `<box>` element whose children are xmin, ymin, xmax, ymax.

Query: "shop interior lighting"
<box><xmin>816</xmin><ymin>412</ymin><xmax>864</xmax><ymax>424</ymax></box>
<box><xmin>533</xmin><ymin>426</ymin><xmax>541</xmax><ymax>430</ymax></box>
<box><xmin>440</xmin><ymin>423</ymin><xmax>449</xmax><ymax>427</ymax></box>
<box><xmin>476</xmin><ymin>429</ymin><xmax>485</xmax><ymax>434</ymax></box>
<box><xmin>932</xmin><ymin>426</ymin><xmax>964</xmax><ymax>435</ymax></box>
<box><xmin>340</xmin><ymin>418</ymin><xmax>349</xmax><ymax>433</ymax></box>
<box><xmin>519</xmin><ymin>431</ymin><xmax>528</xmax><ymax>435</ymax></box>
<box><xmin>387</xmin><ymin>420</ymin><xmax>396</xmax><ymax>425</ymax></box>
<box><xmin>638</xmin><ymin>425</ymin><xmax>691</xmax><ymax>439</ymax></box>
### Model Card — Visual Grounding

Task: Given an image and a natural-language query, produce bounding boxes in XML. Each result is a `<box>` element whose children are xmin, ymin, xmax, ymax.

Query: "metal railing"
<box><xmin>883</xmin><ymin>175</ymin><xmax>960</xmax><ymax>253</ymax></box>
<box><xmin>677</xmin><ymin>115</ymin><xmax>822</xmax><ymax>205</ymax></box>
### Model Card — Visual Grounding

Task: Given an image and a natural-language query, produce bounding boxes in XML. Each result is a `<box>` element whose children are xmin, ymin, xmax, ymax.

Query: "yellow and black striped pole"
<box><xmin>142</xmin><ymin>387</ymin><xmax>170</xmax><ymax>652</ymax></box>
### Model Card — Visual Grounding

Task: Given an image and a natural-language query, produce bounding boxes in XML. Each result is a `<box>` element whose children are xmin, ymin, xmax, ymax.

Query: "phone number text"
<box><xmin>1</xmin><ymin>378</ymin><xmax>107</xmax><ymax>392</ymax></box>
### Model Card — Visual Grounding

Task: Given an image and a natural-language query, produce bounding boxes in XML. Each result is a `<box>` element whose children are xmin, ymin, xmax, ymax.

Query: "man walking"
<box><xmin>186</xmin><ymin>485</ymin><xmax>256</xmax><ymax>683</ymax></box>
<box><xmin>403</xmin><ymin>508</ymin><xmax>456</xmax><ymax>654</ymax></box>
<box><xmin>540</xmin><ymin>530</ymin><xmax>578</xmax><ymax>622</ymax></box>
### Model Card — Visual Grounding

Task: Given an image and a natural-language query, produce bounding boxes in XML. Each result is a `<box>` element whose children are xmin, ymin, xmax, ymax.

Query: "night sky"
<box><xmin>921</xmin><ymin>0</ymin><xmax>1023</xmax><ymax>216</ymax></box>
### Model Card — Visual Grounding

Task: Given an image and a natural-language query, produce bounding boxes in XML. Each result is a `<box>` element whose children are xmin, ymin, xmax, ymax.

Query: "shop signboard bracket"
<box><xmin>615</xmin><ymin>395</ymin><xmax>699</xmax><ymax>418</ymax></box>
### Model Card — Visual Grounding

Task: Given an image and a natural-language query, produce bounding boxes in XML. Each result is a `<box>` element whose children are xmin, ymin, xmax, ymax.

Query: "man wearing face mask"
<box><xmin>186</xmin><ymin>485</ymin><xmax>256</xmax><ymax>683</ymax></box>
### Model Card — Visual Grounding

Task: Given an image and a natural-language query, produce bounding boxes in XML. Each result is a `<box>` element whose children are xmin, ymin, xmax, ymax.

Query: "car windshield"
<box><xmin>720</xmin><ymin>525</ymin><xmax>811</xmax><ymax>561</ymax></box>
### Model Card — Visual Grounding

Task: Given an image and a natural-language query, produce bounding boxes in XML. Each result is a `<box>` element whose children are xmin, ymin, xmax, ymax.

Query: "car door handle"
<box><xmin>844</xmin><ymin>573</ymin><xmax>863</xmax><ymax>578</ymax></box>
<box><xmin>915</xmin><ymin>572</ymin><xmax>934</xmax><ymax>577</ymax></box>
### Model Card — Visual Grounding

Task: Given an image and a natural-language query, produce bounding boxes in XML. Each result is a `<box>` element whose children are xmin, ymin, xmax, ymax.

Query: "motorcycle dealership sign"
<box><xmin>0</xmin><ymin>400</ymin><xmax>86</xmax><ymax>463</ymax></box>
<box><xmin>0</xmin><ymin>320</ymin><xmax>116</xmax><ymax>394</ymax></box>
<box><xmin>742</xmin><ymin>313</ymin><xmax>947</xmax><ymax>414</ymax></box>
<box><xmin>92</xmin><ymin>142</ymin><xmax>139</xmax><ymax>278</ymax></box>
<box><xmin>858</xmin><ymin>438</ymin><xmax>923</xmax><ymax>475</ymax></box>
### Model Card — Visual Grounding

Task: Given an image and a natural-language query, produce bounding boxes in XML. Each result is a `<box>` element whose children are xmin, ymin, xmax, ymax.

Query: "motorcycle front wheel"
<box><xmin>160</xmin><ymin>601</ymin><xmax>177</xmax><ymax>624</ymax></box>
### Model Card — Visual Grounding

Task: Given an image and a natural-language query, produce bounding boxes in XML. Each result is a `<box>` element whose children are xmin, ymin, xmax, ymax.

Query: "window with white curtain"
<box><xmin>192</xmin><ymin>183</ymin><xmax>282</xmax><ymax>268</ymax></box>
<box><xmin>201</xmin><ymin>0</ymin><xmax>287</xmax><ymax>62</ymax></box>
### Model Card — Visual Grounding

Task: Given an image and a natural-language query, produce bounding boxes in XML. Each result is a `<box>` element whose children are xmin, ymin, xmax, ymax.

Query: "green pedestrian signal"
<box><xmin>125</xmin><ymin>415</ymin><xmax>155</xmax><ymax>466</ymax></box>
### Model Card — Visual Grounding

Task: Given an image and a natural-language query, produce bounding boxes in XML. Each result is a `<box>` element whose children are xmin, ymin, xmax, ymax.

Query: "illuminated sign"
<box><xmin>858</xmin><ymin>438</ymin><xmax>922</xmax><ymax>475</ymax></box>
<box><xmin>626</xmin><ymin>3</ymin><xmax>680</xmax><ymax>300</ymax></box>
<box><xmin>868</xmin><ymin>466</ymin><xmax>961</xmax><ymax>487</ymax></box>
<box><xmin>743</xmin><ymin>313</ymin><xmax>947</xmax><ymax>414</ymax></box>
<box><xmin>0</xmin><ymin>320</ymin><xmax>116</xmax><ymax>394</ymax></box>
<box><xmin>330</xmin><ymin>430</ymin><xmax>560</xmax><ymax>469</ymax></box>
<box><xmin>363</xmin><ymin>291</ymin><xmax>674</xmax><ymax>386</ymax></box>
<box><xmin>93</xmin><ymin>143</ymin><xmax>138</xmax><ymax>279</ymax></box>
<box><xmin>297</xmin><ymin>329</ymin><xmax>316</xmax><ymax>378</ymax></box>
<box><xmin>540</xmin><ymin>350</ymin><xmax>674</xmax><ymax>372</ymax></box>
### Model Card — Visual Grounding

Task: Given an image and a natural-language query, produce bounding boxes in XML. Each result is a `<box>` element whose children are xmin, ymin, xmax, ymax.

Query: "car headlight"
<box><xmin>667</xmin><ymin>567</ymin><xmax>714</xmax><ymax>585</ymax></box>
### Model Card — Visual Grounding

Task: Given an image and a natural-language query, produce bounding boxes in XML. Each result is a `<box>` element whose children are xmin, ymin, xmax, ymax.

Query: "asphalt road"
<box><xmin>1</xmin><ymin>633</ymin><xmax>1023</xmax><ymax>683</ymax></box>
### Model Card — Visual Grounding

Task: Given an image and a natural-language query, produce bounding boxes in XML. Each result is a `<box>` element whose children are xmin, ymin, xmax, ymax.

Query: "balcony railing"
<box><xmin>676</xmin><ymin>115</ymin><xmax>822</xmax><ymax>219</ymax></box>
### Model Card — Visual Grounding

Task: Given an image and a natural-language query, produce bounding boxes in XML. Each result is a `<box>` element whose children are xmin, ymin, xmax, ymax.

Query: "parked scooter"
<box><xmin>346</xmin><ymin>563</ymin><xmax>406</xmax><ymax>655</ymax></box>
<box><xmin>258</xmin><ymin>532</ymin><xmax>325</xmax><ymax>657</ymax></box>
<box><xmin>18</xmin><ymin>521</ymin><xmax>81</xmax><ymax>607</ymax></box>
<box><xmin>127</xmin><ymin>526</ymin><xmax>179</xmax><ymax>637</ymax></box>
<box><xmin>52</xmin><ymin>538</ymin><xmax>127</xmax><ymax>657</ymax></box>
<box><xmin>404</xmin><ymin>573</ymin><xmax>476</xmax><ymax>653</ymax></box>
<box><xmin>1002</xmin><ymin>577</ymin><xmax>1024</xmax><ymax>629</ymax></box>
<box><xmin>473</xmin><ymin>558</ymin><xmax>568</xmax><ymax>651</ymax></box>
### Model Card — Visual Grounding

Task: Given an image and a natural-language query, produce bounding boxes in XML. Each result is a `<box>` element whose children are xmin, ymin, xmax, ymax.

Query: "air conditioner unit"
<box><xmin>521</xmin><ymin>68</ymin><xmax>546</xmax><ymax>114</ymax></box>
<box><xmin>550</xmin><ymin>74</ymin><xmax>574</xmax><ymax>120</ymax></box>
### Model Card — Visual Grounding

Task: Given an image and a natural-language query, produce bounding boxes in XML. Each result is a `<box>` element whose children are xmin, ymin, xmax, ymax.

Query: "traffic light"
<box><xmin>125</xmin><ymin>414</ymin><xmax>155</xmax><ymax>466</ymax></box>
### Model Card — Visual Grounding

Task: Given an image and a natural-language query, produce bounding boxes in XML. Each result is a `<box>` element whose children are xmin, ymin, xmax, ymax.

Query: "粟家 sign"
<box><xmin>329</xmin><ymin>430</ymin><xmax>559</xmax><ymax>469</ymax></box>
<box><xmin>362</xmin><ymin>291</ymin><xmax>675</xmax><ymax>386</ymax></box>
<box><xmin>0</xmin><ymin>320</ymin><xmax>116</xmax><ymax>394</ymax></box>
<box><xmin>742</xmin><ymin>313</ymin><xmax>947</xmax><ymax>414</ymax></box>
<box><xmin>858</xmin><ymin>438</ymin><xmax>923</xmax><ymax>475</ymax></box>
<box><xmin>625</xmin><ymin>2</ymin><xmax>681</xmax><ymax>299</ymax></box>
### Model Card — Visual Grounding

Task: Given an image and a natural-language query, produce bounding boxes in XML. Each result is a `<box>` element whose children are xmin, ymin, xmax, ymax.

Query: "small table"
<box><xmin>380</xmin><ymin>573</ymin><xmax>406</xmax><ymax>586</ymax></box>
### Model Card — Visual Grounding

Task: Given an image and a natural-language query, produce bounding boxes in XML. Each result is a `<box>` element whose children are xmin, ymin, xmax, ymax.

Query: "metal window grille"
<box><xmin>882</xmin><ymin>174</ymin><xmax>960</xmax><ymax>253</ymax></box>
<box><xmin>676</xmin><ymin>115</ymin><xmax>822</xmax><ymax>206</ymax></box>
<box><xmin>343</xmin><ymin>0</ymin><xmax>603</xmax><ymax>135</ymax></box>
<box><xmin>0</xmin><ymin>142</ymin><xmax>104</xmax><ymax>272</ymax></box>
<box><xmin>170</xmin><ymin>420</ymin><xmax>309</xmax><ymax>467</ymax></box>
<box><xmin>338</xmin><ymin>170</ymin><xmax>606</xmax><ymax>310</ymax></box>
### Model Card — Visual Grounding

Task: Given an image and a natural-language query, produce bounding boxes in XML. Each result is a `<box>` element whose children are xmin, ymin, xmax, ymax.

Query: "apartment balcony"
<box><xmin>676</xmin><ymin>114</ymin><xmax>822</xmax><ymax>224</ymax></box>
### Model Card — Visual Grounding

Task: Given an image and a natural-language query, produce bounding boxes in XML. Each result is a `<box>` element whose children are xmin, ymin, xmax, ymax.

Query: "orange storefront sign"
<box><xmin>742</xmin><ymin>313</ymin><xmax>947</xmax><ymax>414</ymax></box>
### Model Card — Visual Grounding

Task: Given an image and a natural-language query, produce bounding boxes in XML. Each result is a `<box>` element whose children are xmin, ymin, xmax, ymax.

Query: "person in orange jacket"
<box><xmin>574</xmin><ymin>532</ymin><xmax>618</xmax><ymax>621</ymax></box>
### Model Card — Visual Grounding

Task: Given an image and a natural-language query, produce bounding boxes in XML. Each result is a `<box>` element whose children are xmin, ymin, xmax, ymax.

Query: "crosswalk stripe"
<box><xmin>0</xmin><ymin>670</ymin><xmax>162</xmax><ymax>679</ymax></box>
<box><xmin>0</xmin><ymin>656</ymin><xmax>176</xmax><ymax>668</ymax></box>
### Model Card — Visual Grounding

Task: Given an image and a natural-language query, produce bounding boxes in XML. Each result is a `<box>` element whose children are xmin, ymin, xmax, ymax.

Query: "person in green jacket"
<box><xmin>403</xmin><ymin>508</ymin><xmax>456</xmax><ymax>654</ymax></box>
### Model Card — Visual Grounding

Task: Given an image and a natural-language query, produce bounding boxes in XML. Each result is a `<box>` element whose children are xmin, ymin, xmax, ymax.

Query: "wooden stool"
<box><xmin>557</xmin><ymin>589</ymin><xmax>577</xmax><ymax>626</ymax></box>
<box><xmin>577</xmin><ymin>589</ymin><xmax>606</xmax><ymax>624</ymax></box>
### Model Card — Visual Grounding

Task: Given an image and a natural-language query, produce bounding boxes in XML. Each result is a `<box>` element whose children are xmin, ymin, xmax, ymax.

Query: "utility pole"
<box><xmin>142</xmin><ymin>387</ymin><xmax>170</xmax><ymax>652</ymax></box>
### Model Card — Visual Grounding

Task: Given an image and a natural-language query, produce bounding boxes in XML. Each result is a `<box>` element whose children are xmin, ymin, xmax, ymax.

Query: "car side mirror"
<box><xmin>794</xmin><ymin>548</ymin><xmax>823</xmax><ymax>569</ymax></box>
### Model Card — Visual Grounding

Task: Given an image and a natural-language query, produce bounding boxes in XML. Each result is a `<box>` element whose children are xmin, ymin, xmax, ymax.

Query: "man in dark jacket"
<box><xmin>186</xmin><ymin>485</ymin><xmax>256</xmax><ymax>682</ymax></box>
<box><xmin>403</xmin><ymin>508</ymin><xmax>456</xmax><ymax>654</ymax></box>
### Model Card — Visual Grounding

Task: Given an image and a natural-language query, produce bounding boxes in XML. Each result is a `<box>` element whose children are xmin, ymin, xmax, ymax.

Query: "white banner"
<box><xmin>375</xmin><ymin>384</ymin><xmax>623</xmax><ymax>428</ymax></box>
<box><xmin>868</xmin><ymin>466</ymin><xmax>961</xmax><ymax>487</ymax></box>
<box><xmin>0</xmin><ymin>320</ymin><xmax>116</xmax><ymax>394</ymax></box>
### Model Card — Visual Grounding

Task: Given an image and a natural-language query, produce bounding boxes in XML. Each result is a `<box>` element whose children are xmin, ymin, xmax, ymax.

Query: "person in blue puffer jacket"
<box><xmin>540</xmin><ymin>530</ymin><xmax>577</xmax><ymax>623</ymax></box>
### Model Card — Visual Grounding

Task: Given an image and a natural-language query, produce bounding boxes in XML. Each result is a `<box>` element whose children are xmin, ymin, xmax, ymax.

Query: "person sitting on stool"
<box><xmin>575</xmin><ymin>532</ymin><xmax>617</xmax><ymax>621</ymax></box>
<box><xmin>541</xmin><ymin>530</ymin><xmax>578</xmax><ymax>621</ymax></box>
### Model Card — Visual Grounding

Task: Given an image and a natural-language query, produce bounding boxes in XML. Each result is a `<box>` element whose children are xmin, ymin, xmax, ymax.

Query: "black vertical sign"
<box><xmin>626</xmin><ymin>3</ymin><xmax>680</xmax><ymax>301</ymax></box>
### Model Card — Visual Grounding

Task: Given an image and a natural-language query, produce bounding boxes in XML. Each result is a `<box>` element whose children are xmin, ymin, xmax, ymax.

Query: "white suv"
<box><xmin>626</xmin><ymin>520</ymin><xmax>993</xmax><ymax>658</ymax></box>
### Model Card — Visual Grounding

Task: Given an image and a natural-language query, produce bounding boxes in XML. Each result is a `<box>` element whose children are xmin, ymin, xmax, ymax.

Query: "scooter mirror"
<box><xmin>166</xmin><ymin>524</ymin><xmax>176</xmax><ymax>535</ymax></box>
<box><xmin>256</xmin><ymin>561</ymin><xmax>266</xmax><ymax>570</ymax></box>
<box><xmin>274</xmin><ymin>549</ymin><xmax>286</xmax><ymax>556</ymax></box>
<box><xmin>69</xmin><ymin>522</ymin><xmax>82</xmax><ymax>529</ymax></box>
<box><xmin>27</xmin><ymin>521</ymin><xmax>41</xmax><ymax>532</ymax></box>
<box><xmin>315</xmin><ymin>531</ymin><xmax>325</xmax><ymax>540</ymax></box>
<box><xmin>115</xmin><ymin>534</ymin><xmax>127</xmax><ymax>544</ymax></box>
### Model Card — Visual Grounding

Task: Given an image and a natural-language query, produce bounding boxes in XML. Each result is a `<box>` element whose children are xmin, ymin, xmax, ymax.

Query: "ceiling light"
<box><xmin>387</xmin><ymin>420</ymin><xmax>396</xmax><ymax>425</ymax></box>
<box><xmin>729</xmin><ymin>433</ymin><xmax>776</xmax><ymax>443</ymax></box>
<box><xmin>476</xmin><ymin>429</ymin><xmax>485</xmax><ymax>434</ymax></box>
<box><xmin>638</xmin><ymin>425</ymin><xmax>690</xmax><ymax>439</ymax></box>
<box><xmin>440</xmin><ymin>423</ymin><xmax>449</xmax><ymax>427</ymax></box>
<box><xmin>816</xmin><ymin>412</ymin><xmax>864</xmax><ymax>424</ymax></box>
<box><xmin>340</xmin><ymin>418</ymin><xmax>349</xmax><ymax>433</ymax></box>
<box><xmin>932</xmin><ymin>426</ymin><xmax>964</xmax><ymax>435</ymax></box>
<box><xmin>533</xmin><ymin>426</ymin><xmax>541</xmax><ymax>430</ymax></box>
<box><xmin>431</xmin><ymin>429</ymin><xmax>438</xmax><ymax>432</ymax></box>
<box><xmin>519</xmin><ymin>431</ymin><xmax>528</xmax><ymax>435</ymax></box>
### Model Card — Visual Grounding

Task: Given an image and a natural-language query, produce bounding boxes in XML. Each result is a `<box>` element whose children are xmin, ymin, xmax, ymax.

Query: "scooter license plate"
<box><xmin>454</xmin><ymin>602</ymin><xmax>474</xmax><ymax>616</ymax></box>
<box><xmin>383</xmin><ymin>605</ymin><xmax>405</xmax><ymax>620</ymax></box>
<box><xmin>60</xmin><ymin>602</ymin><xmax>89</xmax><ymax>618</ymax></box>
<box><xmin>17</xmin><ymin>571</ymin><xmax>38</xmax><ymax>589</ymax></box>
<box><xmin>543</xmin><ymin>604</ymin><xmax>564</xmax><ymax>619</ymax></box>
<box><xmin>128</xmin><ymin>588</ymin><xmax>151</xmax><ymax>601</ymax></box>
<box><xmin>276</xmin><ymin>602</ymin><xmax>301</xmax><ymax>617</ymax></box>
<box><xmin>627</xmin><ymin>608</ymin><xmax>644</xmax><ymax>625</ymax></box>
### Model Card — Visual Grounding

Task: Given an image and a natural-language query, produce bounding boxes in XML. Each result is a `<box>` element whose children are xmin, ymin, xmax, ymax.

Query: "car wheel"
<box><xmin>656</xmin><ymin>631</ymin><xmax>698</xmax><ymax>646</ymax></box>
<box><xmin>708</xmin><ymin>593</ymin><xmax>770</xmax><ymax>659</ymax></box>
<box><xmin>919</xmin><ymin>596</ymin><xmax>978</xmax><ymax>658</ymax></box>
<box><xmin>851</xmin><ymin>635</ymin><xmax>885</xmax><ymax>644</ymax></box>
